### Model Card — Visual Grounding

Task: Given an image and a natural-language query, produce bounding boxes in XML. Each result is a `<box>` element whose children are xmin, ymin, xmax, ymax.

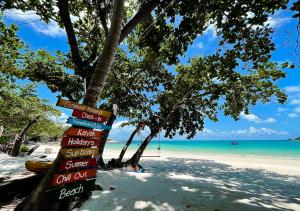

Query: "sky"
<box><xmin>3</xmin><ymin>6</ymin><xmax>300</xmax><ymax>141</ymax></box>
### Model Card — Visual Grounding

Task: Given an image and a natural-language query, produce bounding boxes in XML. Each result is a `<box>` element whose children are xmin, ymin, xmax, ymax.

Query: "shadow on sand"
<box><xmin>78</xmin><ymin>158</ymin><xmax>300</xmax><ymax>211</ymax></box>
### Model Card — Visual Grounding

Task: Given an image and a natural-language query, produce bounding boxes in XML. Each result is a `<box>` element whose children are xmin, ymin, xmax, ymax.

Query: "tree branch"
<box><xmin>57</xmin><ymin>0</ymin><xmax>83</xmax><ymax>72</ymax></box>
<box><xmin>119</xmin><ymin>0</ymin><xmax>163</xmax><ymax>43</ymax></box>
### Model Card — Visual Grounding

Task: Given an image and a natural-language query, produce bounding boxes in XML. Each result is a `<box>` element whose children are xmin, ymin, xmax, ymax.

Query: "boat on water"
<box><xmin>230</xmin><ymin>141</ymin><xmax>239</xmax><ymax>145</ymax></box>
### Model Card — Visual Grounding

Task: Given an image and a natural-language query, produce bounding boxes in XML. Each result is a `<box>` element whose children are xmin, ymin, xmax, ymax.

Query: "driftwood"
<box><xmin>0</xmin><ymin>174</ymin><xmax>44</xmax><ymax>207</ymax></box>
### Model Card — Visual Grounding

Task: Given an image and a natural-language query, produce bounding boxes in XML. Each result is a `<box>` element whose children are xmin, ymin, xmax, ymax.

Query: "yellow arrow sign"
<box><xmin>59</xmin><ymin>148</ymin><xmax>98</xmax><ymax>159</ymax></box>
<box><xmin>56</xmin><ymin>99</ymin><xmax>111</xmax><ymax>118</ymax></box>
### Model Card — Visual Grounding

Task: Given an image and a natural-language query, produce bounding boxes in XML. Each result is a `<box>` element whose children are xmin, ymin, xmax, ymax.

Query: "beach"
<box><xmin>77</xmin><ymin>147</ymin><xmax>300</xmax><ymax>210</ymax></box>
<box><xmin>1</xmin><ymin>143</ymin><xmax>300</xmax><ymax>210</ymax></box>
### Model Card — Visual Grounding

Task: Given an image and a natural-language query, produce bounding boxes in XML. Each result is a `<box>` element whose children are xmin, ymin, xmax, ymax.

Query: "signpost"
<box><xmin>56</xmin><ymin>99</ymin><xmax>111</xmax><ymax>118</ymax></box>
<box><xmin>43</xmin><ymin>99</ymin><xmax>112</xmax><ymax>203</ymax></box>
<box><xmin>67</xmin><ymin>117</ymin><xmax>112</xmax><ymax>130</ymax></box>
<box><xmin>60</xmin><ymin>148</ymin><xmax>99</xmax><ymax>159</ymax></box>
<box><xmin>46</xmin><ymin>179</ymin><xmax>96</xmax><ymax>201</ymax></box>
<box><xmin>72</xmin><ymin>109</ymin><xmax>108</xmax><ymax>123</ymax></box>
<box><xmin>61</xmin><ymin>136</ymin><xmax>99</xmax><ymax>147</ymax></box>
<box><xmin>52</xmin><ymin>169</ymin><xmax>97</xmax><ymax>186</ymax></box>
<box><xmin>63</xmin><ymin>127</ymin><xmax>102</xmax><ymax>139</ymax></box>
<box><xmin>59</xmin><ymin>158</ymin><xmax>97</xmax><ymax>171</ymax></box>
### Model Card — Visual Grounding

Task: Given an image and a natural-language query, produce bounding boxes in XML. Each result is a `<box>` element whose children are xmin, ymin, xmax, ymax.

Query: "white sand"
<box><xmin>1</xmin><ymin>144</ymin><xmax>300</xmax><ymax>210</ymax></box>
<box><xmin>76</xmin><ymin>148</ymin><xmax>300</xmax><ymax>211</ymax></box>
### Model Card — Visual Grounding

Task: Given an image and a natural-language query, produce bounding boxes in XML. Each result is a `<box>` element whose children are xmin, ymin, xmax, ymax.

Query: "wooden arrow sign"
<box><xmin>59</xmin><ymin>158</ymin><xmax>97</xmax><ymax>171</ymax></box>
<box><xmin>61</xmin><ymin>136</ymin><xmax>100</xmax><ymax>148</ymax></box>
<box><xmin>67</xmin><ymin>117</ymin><xmax>111</xmax><ymax>130</ymax></box>
<box><xmin>46</xmin><ymin>179</ymin><xmax>96</xmax><ymax>201</ymax></box>
<box><xmin>72</xmin><ymin>109</ymin><xmax>108</xmax><ymax>123</ymax></box>
<box><xmin>60</xmin><ymin>148</ymin><xmax>98</xmax><ymax>159</ymax></box>
<box><xmin>63</xmin><ymin>127</ymin><xmax>102</xmax><ymax>139</ymax></box>
<box><xmin>52</xmin><ymin>169</ymin><xmax>97</xmax><ymax>186</ymax></box>
<box><xmin>56</xmin><ymin>99</ymin><xmax>111</xmax><ymax>118</ymax></box>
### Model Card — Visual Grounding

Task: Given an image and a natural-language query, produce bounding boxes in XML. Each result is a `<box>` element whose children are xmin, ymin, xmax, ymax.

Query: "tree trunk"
<box><xmin>16</xmin><ymin>153</ymin><xmax>65</xmax><ymax>211</ymax></box>
<box><xmin>117</xmin><ymin>125</ymin><xmax>141</xmax><ymax>163</ymax></box>
<box><xmin>128</xmin><ymin>131</ymin><xmax>157</xmax><ymax>164</ymax></box>
<box><xmin>97</xmin><ymin>106</ymin><xmax>117</xmax><ymax>168</ymax></box>
<box><xmin>10</xmin><ymin>116</ymin><xmax>40</xmax><ymax>157</ymax></box>
<box><xmin>83</xmin><ymin>0</ymin><xmax>125</xmax><ymax>106</ymax></box>
<box><xmin>17</xmin><ymin>0</ymin><xmax>124</xmax><ymax>210</ymax></box>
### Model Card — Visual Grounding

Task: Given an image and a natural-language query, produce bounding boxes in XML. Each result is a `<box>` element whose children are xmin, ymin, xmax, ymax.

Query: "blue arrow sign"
<box><xmin>67</xmin><ymin>117</ymin><xmax>111</xmax><ymax>130</ymax></box>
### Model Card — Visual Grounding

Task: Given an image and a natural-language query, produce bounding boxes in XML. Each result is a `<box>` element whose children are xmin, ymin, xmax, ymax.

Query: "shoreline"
<box><xmin>103</xmin><ymin>148</ymin><xmax>300</xmax><ymax>176</ymax></box>
<box><xmin>1</xmin><ymin>142</ymin><xmax>299</xmax><ymax>177</ymax></box>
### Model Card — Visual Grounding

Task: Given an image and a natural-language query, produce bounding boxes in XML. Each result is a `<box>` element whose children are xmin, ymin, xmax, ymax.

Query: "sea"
<box><xmin>105</xmin><ymin>140</ymin><xmax>300</xmax><ymax>158</ymax></box>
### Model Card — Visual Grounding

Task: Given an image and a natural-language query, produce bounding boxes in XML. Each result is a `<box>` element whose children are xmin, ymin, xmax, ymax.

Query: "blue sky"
<box><xmin>3</xmin><ymin>7</ymin><xmax>300</xmax><ymax>141</ymax></box>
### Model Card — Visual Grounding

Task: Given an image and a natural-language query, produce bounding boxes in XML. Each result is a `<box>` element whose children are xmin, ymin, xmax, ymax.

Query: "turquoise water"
<box><xmin>106</xmin><ymin>140</ymin><xmax>300</xmax><ymax>158</ymax></box>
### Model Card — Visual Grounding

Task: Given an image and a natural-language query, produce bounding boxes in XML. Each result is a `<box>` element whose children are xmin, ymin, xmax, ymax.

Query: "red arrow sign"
<box><xmin>61</xmin><ymin>136</ymin><xmax>100</xmax><ymax>147</ymax></box>
<box><xmin>63</xmin><ymin>127</ymin><xmax>102</xmax><ymax>139</ymax></box>
<box><xmin>59</xmin><ymin>158</ymin><xmax>97</xmax><ymax>171</ymax></box>
<box><xmin>52</xmin><ymin>169</ymin><xmax>97</xmax><ymax>186</ymax></box>
<box><xmin>72</xmin><ymin>109</ymin><xmax>108</xmax><ymax>123</ymax></box>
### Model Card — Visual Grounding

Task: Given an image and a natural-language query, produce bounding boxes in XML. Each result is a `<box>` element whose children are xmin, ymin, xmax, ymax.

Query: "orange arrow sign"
<box><xmin>63</xmin><ymin>127</ymin><xmax>102</xmax><ymax>139</ymax></box>
<box><xmin>56</xmin><ymin>99</ymin><xmax>111</xmax><ymax>118</ymax></box>
<box><xmin>60</xmin><ymin>148</ymin><xmax>99</xmax><ymax>159</ymax></box>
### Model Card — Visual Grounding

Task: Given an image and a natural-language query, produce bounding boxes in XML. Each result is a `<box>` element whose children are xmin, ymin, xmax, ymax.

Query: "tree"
<box><xmin>10</xmin><ymin>116</ymin><xmax>40</xmax><ymax>157</ymax></box>
<box><xmin>117</xmin><ymin>123</ymin><xmax>144</xmax><ymax>164</ymax></box>
<box><xmin>127</xmin><ymin>60</ymin><xmax>287</xmax><ymax>164</ymax></box>
<box><xmin>0</xmin><ymin>15</ymin><xmax>64</xmax><ymax>154</ymax></box>
<box><xmin>2</xmin><ymin>0</ymin><xmax>293</xmax><ymax>209</ymax></box>
<box><xmin>0</xmin><ymin>80</ymin><xmax>65</xmax><ymax>153</ymax></box>
<box><xmin>107</xmin><ymin>122</ymin><xmax>144</xmax><ymax>167</ymax></box>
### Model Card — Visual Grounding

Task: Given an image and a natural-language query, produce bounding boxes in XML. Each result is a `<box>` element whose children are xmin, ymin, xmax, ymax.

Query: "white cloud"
<box><xmin>200</xmin><ymin>128</ymin><xmax>214</xmax><ymax>135</ymax></box>
<box><xmin>288</xmin><ymin>113</ymin><xmax>299</xmax><ymax>118</ymax></box>
<box><xmin>109</xmin><ymin>120</ymin><xmax>151</xmax><ymax>141</ymax></box>
<box><xmin>294</xmin><ymin>106</ymin><xmax>300</xmax><ymax>113</ymax></box>
<box><xmin>4</xmin><ymin>9</ymin><xmax>66</xmax><ymax>37</ymax></box>
<box><xmin>112</xmin><ymin>120</ymin><xmax>129</xmax><ymax>129</ymax></box>
<box><xmin>240</xmin><ymin>112</ymin><xmax>276</xmax><ymax>123</ymax></box>
<box><xmin>204</xmin><ymin>23</ymin><xmax>217</xmax><ymax>40</ymax></box>
<box><xmin>265</xmin><ymin>16</ymin><xmax>291</xmax><ymax>28</ymax></box>
<box><xmin>230</xmin><ymin>127</ymin><xmax>288</xmax><ymax>135</ymax></box>
<box><xmin>50</xmin><ymin>112</ymin><xmax>68</xmax><ymax>124</ymax></box>
<box><xmin>50</xmin><ymin>113</ymin><xmax>70</xmax><ymax>127</ymax></box>
<box><xmin>264</xmin><ymin>118</ymin><xmax>276</xmax><ymax>123</ymax></box>
<box><xmin>240</xmin><ymin>112</ymin><xmax>260</xmax><ymax>122</ymax></box>
<box><xmin>196</xmin><ymin>42</ymin><xmax>204</xmax><ymax>49</ymax></box>
<box><xmin>277</xmin><ymin>107</ymin><xmax>287</xmax><ymax>112</ymax></box>
<box><xmin>285</xmin><ymin>85</ymin><xmax>300</xmax><ymax>93</ymax></box>
<box><xmin>290</xmin><ymin>99</ymin><xmax>300</xmax><ymax>105</ymax></box>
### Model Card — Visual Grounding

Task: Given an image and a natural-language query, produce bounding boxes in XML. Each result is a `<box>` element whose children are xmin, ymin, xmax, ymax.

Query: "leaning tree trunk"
<box><xmin>117</xmin><ymin>125</ymin><xmax>141</xmax><ymax>164</ymax></box>
<box><xmin>83</xmin><ymin>0</ymin><xmax>125</xmax><ymax>107</ymax></box>
<box><xmin>18</xmin><ymin>1</ymin><xmax>125</xmax><ymax>210</ymax></box>
<box><xmin>10</xmin><ymin>116</ymin><xmax>40</xmax><ymax>157</ymax></box>
<box><xmin>128</xmin><ymin>131</ymin><xmax>157</xmax><ymax>164</ymax></box>
<box><xmin>97</xmin><ymin>110</ymin><xmax>117</xmax><ymax>168</ymax></box>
